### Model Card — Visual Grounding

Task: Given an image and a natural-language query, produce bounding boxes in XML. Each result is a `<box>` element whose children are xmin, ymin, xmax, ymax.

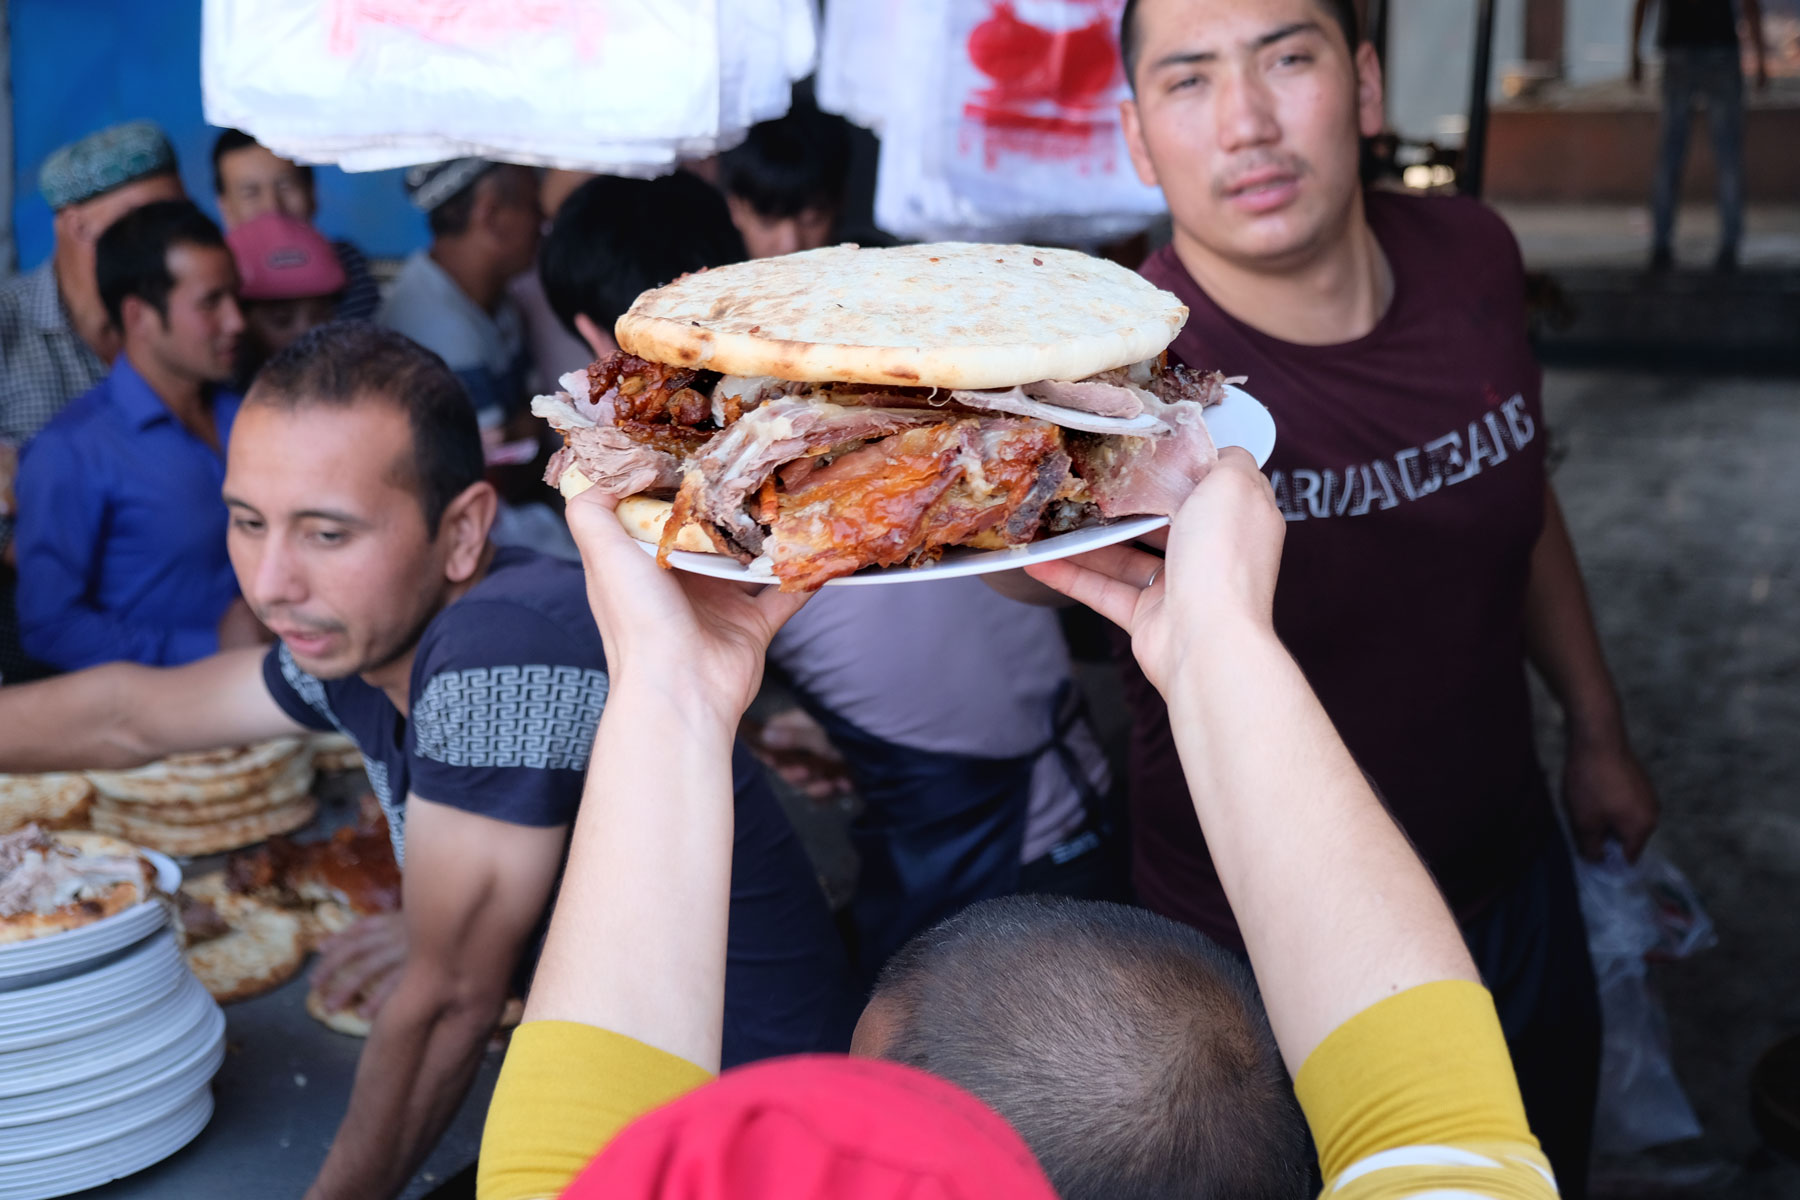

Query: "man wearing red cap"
<box><xmin>226</xmin><ymin>211</ymin><xmax>347</xmax><ymax>385</ymax></box>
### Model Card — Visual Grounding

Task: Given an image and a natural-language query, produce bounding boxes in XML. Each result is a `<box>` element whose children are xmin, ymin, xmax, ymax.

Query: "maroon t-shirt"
<box><xmin>1131</xmin><ymin>190</ymin><xmax>1556</xmax><ymax>951</ymax></box>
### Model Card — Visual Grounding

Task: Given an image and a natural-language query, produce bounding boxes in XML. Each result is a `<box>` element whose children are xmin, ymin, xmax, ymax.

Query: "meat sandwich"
<box><xmin>533</xmin><ymin>242</ymin><xmax>1235</xmax><ymax>591</ymax></box>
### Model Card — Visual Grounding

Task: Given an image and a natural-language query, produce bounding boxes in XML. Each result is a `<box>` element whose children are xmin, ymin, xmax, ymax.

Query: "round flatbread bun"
<box><xmin>306</xmin><ymin>986</ymin><xmax>374</xmax><ymax>1038</ymax></box>
<box><xmin>109</xmin><ymin>755</ymin><xmax>314</xmax><ymax>828</ymax></box>
<box><xmin>310</xmin><ymin>733</ymin><xmax>363</xmax><ymax>774</ymax></box>
<box><xmin>0</xmin><ymin>829</ymin><xmax>156</xmax><ymax>945</ymax></box>
<box><xmin>610</xmin><ymin>492</ymin><xmax>725</xmax><ymax>554</ymax></box>
<box><xmin>0</xmin><ymin>773</ymin><xmax>94</xmax><ymax>833</ymax></box>
<box><xmin>614</xmin><ymin>243</ymin><xmax>1189</xmax><ymax>390</ymax></box>
<box><xmin>179</xmin><ymin>874</ymin><xmax>306</xmax><ymax>1003</ymax></box>
<box><xmin>91</xmin><ymin>794</ymin><xmax>319</xmax><ymax>856</ymax></box>
<box><xmin>88</xmin><ymin>738</ymin><xmax>309</xmax><ymax>806</ymax></box>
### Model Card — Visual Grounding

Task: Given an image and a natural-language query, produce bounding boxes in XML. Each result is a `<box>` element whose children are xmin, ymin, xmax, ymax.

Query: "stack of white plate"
<box><xmin>0</xmin><ymin>852</ymin><xmax>225</xmax><ymax>1199</ymax></box>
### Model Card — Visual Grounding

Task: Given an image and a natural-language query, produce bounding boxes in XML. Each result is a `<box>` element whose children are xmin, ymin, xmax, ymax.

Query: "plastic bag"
<box><xmin>823</xmin><ymin>0</ymin><xmax>1167</xmax><ymax>245</ymax></box>
<box><xmin>202</xmin><ymin>0</ymin><xmax>814</xmax><ymax>174</ymax></box>
<box><xmin>1576</xmin><ymin>843</ymin><xmax>1714</xmax><ymax>1155</ymax></box>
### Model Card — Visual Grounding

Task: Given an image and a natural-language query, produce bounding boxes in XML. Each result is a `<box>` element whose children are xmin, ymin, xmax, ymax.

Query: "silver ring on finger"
<box><xmin>1144</xmin><ymin>564</ymin><xmax>1163</xmax><ymax>590</ymax></box>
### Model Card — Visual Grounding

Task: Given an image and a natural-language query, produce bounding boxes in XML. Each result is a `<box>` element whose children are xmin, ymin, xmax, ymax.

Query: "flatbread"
<box><xmin>100</xmin><ymin>756</ymin><xmax>314</xmax><ymax>827</ymax></box>
<box><xmin>606</xmin><ymin>489</ymin><xmax>724</xmax><ymax>554</ymax></box>
<box><xmin>310</xmin><ymin>733</ymin><xmax>363</xmax><ymax>774</ymax></box>
<box><xmin>306</xmin><ymin>986</ymin><xmax>374</xmax><ymax>1038</ymax></box>
<box><xmin>179</xmin><ymin>873</ymin><xmax>306</xmax><ymax>1003</ymax></box>
<box><xmin>0</xmin><ymin>773</ymin><xmax>94</xmax><ymax>833</ymax></box>
<box><xmin>87</xmin><ymin>738</ymin><xmax>309</xmax><ymax>805</ymax></box>
<box><xmin>90</xmin><ymin>795</ymin><xmax>319</xmax><ymax>856</ymax></box>
<box><xmin>0</xmin><ymin>829</ymin><xmax>156</xmax><ymax>945</ymax></box>
<box><xmin>614</xmin><ymin>243</ymin><xmax>1189</xmax><ymax>389</ymax></box>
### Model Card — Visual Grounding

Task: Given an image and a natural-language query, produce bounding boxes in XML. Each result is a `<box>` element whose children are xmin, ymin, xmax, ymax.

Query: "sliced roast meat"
<box><xmin>663</xmin><ymin>398</ymin><xmax>954</xmax><ymax>560</ymax></box>
<box><xmin>1019</xmin><ymin>378</ymin><xmax>1148</xmax><ymax>419</ymax></box>
<box><xmin>1068</xmin><ymin>398</ymin><xmax>1219</xmax><ymax>518</ymax></box>
<box><xmin>946</xmin><ymin>387</ymin><xmax>1165</xmax><ymax>435</ymax></box>
<box><xmin>764</xmin><ymin>418</ymin><xmax>1066</xmax><ymax>591</ymax></box>
<box><xmin>543</xmin><ymin>428</ymin><xmax>685</xmax><ymax>497</ymax></box>
<box><xmin>1148</xmin><ymin>364</ymin><xmax>1231</xmax><ymax>409</ymax></box>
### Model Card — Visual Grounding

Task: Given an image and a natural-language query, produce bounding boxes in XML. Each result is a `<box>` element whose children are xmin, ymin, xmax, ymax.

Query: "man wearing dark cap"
<box><xmin>0</xmin><ymin>120</ymin><xmax>185</xmax><ymax>678</ymax></box>
<box><xmin>378</xmin><ymin>159</ymin><xmax>540</xmax><ymax>432</ymax></box>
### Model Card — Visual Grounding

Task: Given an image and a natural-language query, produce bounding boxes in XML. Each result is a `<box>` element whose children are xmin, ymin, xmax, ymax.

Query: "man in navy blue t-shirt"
<box><xmin>0</xmin><ymin>324</ymin><xmax>858</xmax><ymax>1200</ymax></box>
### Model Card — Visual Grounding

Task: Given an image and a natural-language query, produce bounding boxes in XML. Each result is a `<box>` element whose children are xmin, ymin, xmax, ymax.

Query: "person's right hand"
<box><xmin>1024</xmin><ymin>448</ymin><xmax>1285</xmax><ymax>697</ymax></box>
<box><xmin>310</xmin><ymin>911</ymin><xmax>408</xmax><ymax>1019</ymax></box>
<box><xmin>217</xmin><ymin>596</ymin><xmax>273</xmax><ymax>650</ymax></box>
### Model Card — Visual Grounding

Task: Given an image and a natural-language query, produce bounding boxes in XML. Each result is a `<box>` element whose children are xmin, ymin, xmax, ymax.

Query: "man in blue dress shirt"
<box><xmin>15</xmin><ymin>199</ymin><xmax>258</xmax><ymax>670</ymax></box>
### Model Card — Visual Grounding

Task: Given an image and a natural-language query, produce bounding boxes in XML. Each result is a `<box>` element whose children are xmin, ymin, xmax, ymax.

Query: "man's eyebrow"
<box><xmin>292</xmin><ymin>508</ymin><xmax>372</xmax><ymax>527</ymax></box>
<box><xmin>1148</xmin><ymin>20</ymin><xmax>1324</xmax><ymax>71</ymax></box>
<box><xmin>1251</xmin><ymin>20</ymin><xmax>1323</xmax><ymax>50</ymax></box>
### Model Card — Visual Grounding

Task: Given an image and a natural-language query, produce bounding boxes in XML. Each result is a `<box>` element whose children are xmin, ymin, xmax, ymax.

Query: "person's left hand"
<box><xmin>564</xmin><ymin>489</ymin><xmax>812</xmax><ymax>728</ymax></box>
<box><xmin>1564</xmin><ymin>737</ymin><xmax>1659</xmax><ymax>862</ymax></box>
<box><xmin>311</xmin><ymin>911</ymin><xmax>408</xmax><ymax>1019</ymax></box>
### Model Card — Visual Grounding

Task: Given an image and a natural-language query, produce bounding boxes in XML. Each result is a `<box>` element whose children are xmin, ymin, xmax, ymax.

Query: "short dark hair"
<box><xmin>539</xmin><ymin>172</ymin><xmax>747</xmax><ymax>340</ymax></box>
<box><xmin>246</xmin><ymin>323</ymin><xmax>486</xmax><ymax>536</ymax></box>
<box><xmin>95</xmin><ymin>199</ymin><xmax>230</xmax><ymax>329</ymax></box>
<box><xmin>718</xmin><ymin>97</ymin><xmax>852</xmax><ymax>220</ymax></box>
<box><xmin>428</xmin><ymin>164</ymin><xmax>534</xmax><ymax>239</ymax></box>
<box><xmin>872</xmin><ymin>895</ymin><xmax>1314</xmax><ymax>1200</ymax></box>
<box><xmin>1120</xmin><ymin>0</ymin><xmax>1360</xmax><ymax>89</ymax></box>
<box><xmin>211</xmin><ymin>127</ymin><xmax>315</xmax><ymax>197</ymax></box>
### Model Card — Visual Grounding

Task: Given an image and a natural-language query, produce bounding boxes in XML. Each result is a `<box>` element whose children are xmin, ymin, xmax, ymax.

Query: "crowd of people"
<box><xmin>0</xmin><ymin>0</ymin><xmax>1670</xmax><ymax>1197</ymax></box>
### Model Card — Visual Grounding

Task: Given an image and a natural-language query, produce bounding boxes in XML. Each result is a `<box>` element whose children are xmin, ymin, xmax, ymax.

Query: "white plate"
<box><xmin>0</xmin><ymin>850</ymin><xmax>181</xmax><ymax>992</ymax></box>
<box><xmin>0</xmin><ymin>1021</ymin><xmax>223</xmax><ymax>1161</ymax></box>
<box><xmin>642</xmin><ymin>384</ymin><xmax>1274</xmax><ymax>587</ymax></box>
<box><xmin>0</xmin><ymin>1085</ymin><xmax>212</xmax><ymax>1199</ymax></box>
<box><xmin>0</xmin><ymin>975</ymin><xmax>215</xmax><ymax>1099</ymax></box>
<box><xmin>0</xmin><ymin>936</ymin><xmax>187</xmax><ymax>1046</ymax></box>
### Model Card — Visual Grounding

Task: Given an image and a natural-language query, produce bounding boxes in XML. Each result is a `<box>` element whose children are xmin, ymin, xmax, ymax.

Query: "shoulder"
<box><xmin>415</xmin><ymin>549</ymin><xmax>605</xmax><ymax>681</ymax></box>
<box><xmin>21</xmin><ymin>384</ymin><xmax>109</xmax><ymax>456</ymax></box>
<box><xmin>1138</xmin><ymin>244</ymin><xmax>1193</xmax><ymax>297</ymax></box>
<box><xmin>1370</xmin><ymin>191</ymin><xmax>1522</xmax><ymax>272</ymax></box>
<box><xmin>331</xmin><ymin>239</ymin><xmax>369</xmax><ymax>269</ymax></box>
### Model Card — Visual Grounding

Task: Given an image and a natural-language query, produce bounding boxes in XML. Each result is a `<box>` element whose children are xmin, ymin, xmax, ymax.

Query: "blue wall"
<box><xmin>10</xmin><ymin>0</ymin><xmax>426</xmax><ymax>270</ymax></box>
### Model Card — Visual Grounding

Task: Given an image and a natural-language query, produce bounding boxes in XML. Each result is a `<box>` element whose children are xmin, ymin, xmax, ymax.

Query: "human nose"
<box><xmin>220</xmin><ymin>295</ymin><xmax>246</xmax><ymax>338</ymax></box>
<box><xmin>1215</xmin><ymin>66</ymin><xmax>1281</xmax><ymax>152</ymax></box>
<box><xmin>243</xmin><ymin>532</ymin><xmax>306</xmax><ymax>611</ymax></box>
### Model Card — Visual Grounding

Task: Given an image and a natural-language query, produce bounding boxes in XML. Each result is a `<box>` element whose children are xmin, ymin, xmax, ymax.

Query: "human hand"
<box><xmin>743</xmin><ymin>708</ymin><xmax>853</xmax><ymax>802</ymax></box>
<box><xmin>310</xmin><ymin>911</ymin><xmax>408</xmax><ymax>1019</ymax></box>
<box><xmin>217</xmin><ymin>596</ymin><xmax>273</xmax><ymax>650</ymax></box>
<box><xmin>563</xmin><ymin>490</ymin><xmax>812</xmax><ymax>728</ymax></box>
<box><xmin>1564</xmin><ymin>736</ymin><xmax>1659</xmax><ymax>861</ymax></box>
<box><xmin>1024</xmin><ymin>448</ymin><xmax>1284</xmax><ymax>697</ymax></box>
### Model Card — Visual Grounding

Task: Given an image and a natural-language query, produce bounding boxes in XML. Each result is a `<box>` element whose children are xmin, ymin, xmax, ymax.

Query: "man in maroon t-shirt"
<box><xmin>1101</xmin><ymin>0</ymin><xmax>1660</xmax><ymax>1194</ymax></box>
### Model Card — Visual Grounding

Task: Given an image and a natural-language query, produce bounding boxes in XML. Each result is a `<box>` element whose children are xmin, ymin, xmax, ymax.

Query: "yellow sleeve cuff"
<box><xmin>1295</xmin><ymin>980</ymin><xmax>1541</xmax><ymax>1184</ymax></box>
<box><xmin>477</xmin><ymin>1020</ymin><xmax>716</xmax><ymax>1200</ymax></box>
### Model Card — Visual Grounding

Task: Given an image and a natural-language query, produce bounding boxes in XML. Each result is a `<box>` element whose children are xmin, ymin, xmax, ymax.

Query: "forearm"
<box><xmin>523</xmin><ymin>676</ymin><xmax>736</xmax><ymax>1073</ymax></box>
<box><xmin>307</xmin><ymin>973</ymin><xmax>500</xmax><ymax>1200</ymax></box>
<box><xmin>0</xmin><ymin>663</ymin><xmax>158</xmax><ymax>770</ymax></box>
<box><xmin>1523</xmin><ymin>486</ymin><xmax>1626</xmax><ymax>744</ymax></box>
<box><xmin>1163</xmin><ymin>621</ymin><xmax>1477</xmax><ymax>1072</ymax></box>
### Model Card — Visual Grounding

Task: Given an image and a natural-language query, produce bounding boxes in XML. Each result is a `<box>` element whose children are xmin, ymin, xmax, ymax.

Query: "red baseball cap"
<box><xmin>563</xmin><ymin>1055</ymin><xmax>1057</xmax><ymax>1200</ymax></box>
<box><xmin>227</xmin><ymin>212</ymin><xmax>347</xmax><ymax>302</ymax></box>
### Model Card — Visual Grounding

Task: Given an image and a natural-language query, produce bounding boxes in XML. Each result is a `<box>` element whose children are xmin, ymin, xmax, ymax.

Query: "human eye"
<box><xmin>230</xmin><ymin>514</ymin><xmax>265</xmax><ymax>535</ymax></box>
<box><xmin>308</xmin><ymin>527</ymin><xmax>349</xmax><ymax>547</ymax></box>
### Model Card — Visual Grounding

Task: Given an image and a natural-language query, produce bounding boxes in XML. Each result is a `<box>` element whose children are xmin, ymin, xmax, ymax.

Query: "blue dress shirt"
<box><xmin>15</xmin><ymin>357</ymin><xmax>241</xmax><ymax>670</ymax></box>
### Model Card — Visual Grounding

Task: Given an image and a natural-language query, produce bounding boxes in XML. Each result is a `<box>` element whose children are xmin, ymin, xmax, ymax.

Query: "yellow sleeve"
<box><xmin>477</xmin><ymin>1020</ymin><xmax>716</xmax><ymax>1200</ymax></box>
<box><xmin>1295</xmin><ymin>980</ymin><xmax>1559</xmax><ymax>1200</ymax></box>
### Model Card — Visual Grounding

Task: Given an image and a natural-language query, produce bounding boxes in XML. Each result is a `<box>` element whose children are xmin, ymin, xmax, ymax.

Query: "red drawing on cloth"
<box><xmin>962</xmin><ymin>1</ymin><xmax>1125</xmax><ymax>168</ymax></box>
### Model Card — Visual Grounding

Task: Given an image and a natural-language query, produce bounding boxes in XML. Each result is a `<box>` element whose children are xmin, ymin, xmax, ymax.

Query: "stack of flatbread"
<box><xmin>173</xmin><ymin>871</ymin><xmax>307</xmax><ymax>1004</ymax></box>
<box><xmin>0</xmin><ymin>772</ymin><xmax>95</xmax><ymax>834</ymax></box>
<box><xmin>86</xmin><ymin>739</ymin><xmax>318</xmax><ymax>856</ymax></box>
<box><xmin>309</xmin><ymin>732</ymin><xmax>364</xmax><ymax>774</ymax></box>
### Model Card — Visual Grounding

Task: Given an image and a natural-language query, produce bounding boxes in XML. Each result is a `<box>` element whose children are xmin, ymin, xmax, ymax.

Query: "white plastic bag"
<box><xmin>1576</xmin><ymin>843</ymin><xmax>1714</xmax><ymax>1156</ymax></box>
<box><xmin>823</xmin><ymin>0</ymin><xmax>1167</xmax><ymax>244</ymax></box>
<box><xmin>203</xmin><ymin>0</ymin><xmax>815</xmax><ymax>174</ymax></box>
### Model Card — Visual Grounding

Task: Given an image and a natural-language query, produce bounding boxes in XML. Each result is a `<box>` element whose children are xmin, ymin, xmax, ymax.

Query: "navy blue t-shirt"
<box><xmin>262</xmin><ymin>546</ymin><xmax>859</xmax><ymax>1063</ymax></box>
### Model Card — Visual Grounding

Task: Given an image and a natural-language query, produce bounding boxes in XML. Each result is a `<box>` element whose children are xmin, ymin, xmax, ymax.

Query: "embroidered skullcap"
<box><xmin>40</xmin><ymin>121</ymin><xmax>178</xmax><ymax>211</ymax></box>
<box><xmin>403</xmin><ymin>158</ymin><xmax>494</xmax><ymax>214</ymax></box>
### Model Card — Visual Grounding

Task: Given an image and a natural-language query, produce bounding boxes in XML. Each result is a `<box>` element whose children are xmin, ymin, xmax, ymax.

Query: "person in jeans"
<box><xmin>1632</xmin><ymin>0</ymin><xmax>1768</xmax><ymax>271</ymax></box>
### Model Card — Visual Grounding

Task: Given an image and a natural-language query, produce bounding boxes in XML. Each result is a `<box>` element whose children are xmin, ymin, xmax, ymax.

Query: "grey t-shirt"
<box><xmin>769</xmin><ymin>577</ymin><xmax>1107</xmax><ymax>861</ymax></box>
<box><xmin>377</xmin><ymin>250</ymin><xmax>526</xmax><ymax>427</ymax></box>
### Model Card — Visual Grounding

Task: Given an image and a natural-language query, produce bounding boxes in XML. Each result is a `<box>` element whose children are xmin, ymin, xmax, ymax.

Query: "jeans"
<box><xmin>1652</xmin><ymin>46</ymin><xmax>1746</xmax><ymax>256</ymax></box>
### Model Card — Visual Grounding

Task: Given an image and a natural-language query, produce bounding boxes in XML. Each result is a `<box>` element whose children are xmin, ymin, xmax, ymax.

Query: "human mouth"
<box><xmin>272</xmin><ymin>626</ymin><xmax>339</xmax><ymax>657</ymax></box>
<box><xmin>1224</xmin><ymin>168</ymin><xmax>1300</xmax><ymax>215</ymax></box>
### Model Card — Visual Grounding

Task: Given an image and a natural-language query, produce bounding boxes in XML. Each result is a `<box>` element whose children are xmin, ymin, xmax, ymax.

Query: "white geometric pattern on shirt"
<box><xmin>411</xmin><ymin>665</ymin><xmax>609</xmax><ymax>770</ymax></box>
<box><xmin>277</xmin><ymin>643</ymin><xmax>406</xmax><ymax>865</ymax></box>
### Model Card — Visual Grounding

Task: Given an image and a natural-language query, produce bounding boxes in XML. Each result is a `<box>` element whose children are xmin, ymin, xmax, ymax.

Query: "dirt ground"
<box><xmin>1540</xmin><ymin>368</ymin><xmax>1800</xmax><ymax>1199</ymax></box>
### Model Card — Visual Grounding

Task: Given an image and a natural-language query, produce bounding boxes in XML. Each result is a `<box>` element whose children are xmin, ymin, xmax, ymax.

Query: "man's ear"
<box><xmin>439</xmin><ymin>480</ymin><xmax>498</xmax><ymax>583</ymax></box>
<box><xmin>573</xmin><ymin>313</ymin><xmax>618</xmax><ymax>360</ymax></box>
<box><xmin>1354</xmin><ymin>41</ymin><xmax>1385</xmax><ymax>139</ymax></box>
<box><xmin>117</xmin><ymin>293</ymin><xmax>154</xmax><ymax>341</ymax></box>
<box><xmin>1120</xmin><ymin>97</ymin><xmax>1161</xmax><ymax>189</ymax></box>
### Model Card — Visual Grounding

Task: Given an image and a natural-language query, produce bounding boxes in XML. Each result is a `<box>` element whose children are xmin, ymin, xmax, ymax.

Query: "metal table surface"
<box><xmin>68</xmin><ymin>772</ymin><xmax>500</xmax><ymax>1200</ymax></box>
